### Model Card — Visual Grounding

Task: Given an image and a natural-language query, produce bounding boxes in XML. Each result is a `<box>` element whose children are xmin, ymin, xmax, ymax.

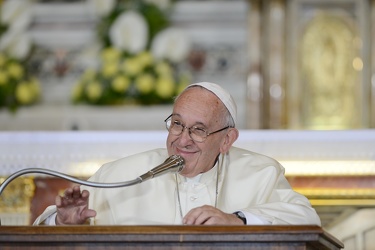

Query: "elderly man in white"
<box><xmin>34</xmin><ymin>82</ymin><xmax>321</xmax><ymax>226</ymax></box>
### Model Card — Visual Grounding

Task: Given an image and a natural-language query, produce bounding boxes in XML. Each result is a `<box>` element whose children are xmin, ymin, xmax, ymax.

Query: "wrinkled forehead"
<box><xmin>184</xmin><ymin>82</ymin><xmax>237</xmax><ymax>126</ymax></box>
<box><xmin>173</xmin><ymin>87</ymin><xmax>225</xmax><ymax>124</ymax></box>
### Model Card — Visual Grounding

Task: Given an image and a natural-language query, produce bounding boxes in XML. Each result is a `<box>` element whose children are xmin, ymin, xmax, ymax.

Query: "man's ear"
<box><xmin>220</xmin><ymin>128</ymin><xmax>239</xmax><ymax>154</ymax></box>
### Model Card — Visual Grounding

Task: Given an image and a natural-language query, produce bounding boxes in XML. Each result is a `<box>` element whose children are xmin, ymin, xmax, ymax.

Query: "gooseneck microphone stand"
<box><xmin>0</xmin><ymin>155</ymin><xmax>184</xmax><ymax>196</ymax></box>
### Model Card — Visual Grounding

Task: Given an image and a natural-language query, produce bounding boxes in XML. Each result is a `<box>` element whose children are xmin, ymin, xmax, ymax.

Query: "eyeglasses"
<box><xmin>164</xmin><ymin>114</ymin><xmax>230</xmax><ymax>143</ymax></box>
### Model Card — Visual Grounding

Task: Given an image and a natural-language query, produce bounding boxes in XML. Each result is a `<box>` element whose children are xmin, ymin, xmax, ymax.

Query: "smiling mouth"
<box><xmin>175</xmin><ymin>147</ymin><xmax>197</xmax><ymax>156</ymax></box>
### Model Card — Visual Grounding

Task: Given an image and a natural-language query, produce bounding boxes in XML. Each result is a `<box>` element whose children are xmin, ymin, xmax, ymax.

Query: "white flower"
<box><xmin>87</xmin><ymin>0</ymin><xmax>116</xmax><ymax>17</ymax></box>
<box><xmin>144</xmin><ymin>0</ymin><xmax>171</xmax><ymax>11</ymax></box>
<box><xmin>151</xmin><ymin>28</ymin><xmax>190</xmax><ymax>63</ymax></box>
<box><xmin>0</xmin><ymin>30</ymin><xmax>32</xmax><ymax>60</ymax></box>
<box><xmin>109</xmin><ymin>11</ymin><xmax>148</xmax><ymax>54</ymax></box>
<box><xmin>1</xmin><ymin>0</ymin><xmax>32</xmax><ymax>32</ymax></box>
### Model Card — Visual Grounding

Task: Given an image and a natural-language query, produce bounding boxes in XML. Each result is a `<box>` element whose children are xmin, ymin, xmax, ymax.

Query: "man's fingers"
<box><xmin>55</xmin><ymin>195</ymin><xmax>62</xmax><ymax>207</ymax></box>
<box><xmin>81</xmin><ymin>190</ymin><xmax>90</xmax><ymax>199</ymax></box>
<box><xmin>183</xmin><ymin>206</ymin><xmax>208</xmax><ymax>225</ymax></box>
<box><xmin>184</xmin><ymin>205</ymin><xmax>234</xmax><ymax>225</ymax></box>
<box><xmin>72</xmin><ymin>187</ymin><xmax>82</xmax><ymax>199</ymax></box>
<box><xmin>82</xmin><ymin>209</ymin><xmax>97</xmax><ymax>219</ymax></box>
<box><xmin>54</xmin><ymin>185</ymin><xmax>93</xmax><ymax>225</ymax></box>
<box><xmin>188</xmin><ymin>209</ymin><xmax>212</xmax><ymax>225</ymax></box>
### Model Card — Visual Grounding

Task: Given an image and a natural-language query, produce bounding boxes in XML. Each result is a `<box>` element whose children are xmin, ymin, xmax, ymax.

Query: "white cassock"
<box><xmin>34</xmin><ymin>147</ymin><xmax>321</xmax><ymax>226</ymax></box>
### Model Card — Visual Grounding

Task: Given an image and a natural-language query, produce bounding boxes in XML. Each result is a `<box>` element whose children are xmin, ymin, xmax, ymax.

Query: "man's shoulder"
<box><xmin>229</xmin><ymin>146</ymin><xmax>277</xmax><ymax>161</ymax></box>
<box><xmin>98</xmin><ymin>148</ymin><xmax>169</xmax><ymax>177</ymax></box>
<box><xmin>228</xmin><ymin>146</ymin><xmax>283</xmax><ymax>171</ymax></box>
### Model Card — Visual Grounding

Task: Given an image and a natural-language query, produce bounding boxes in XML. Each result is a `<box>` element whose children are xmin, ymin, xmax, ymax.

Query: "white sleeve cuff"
<box><xmin>242</xmin><ymin>211</ymin><xmax>271</xmax><ymax>225</ymax></box>
<box><xmin>44</xmin><ymin>212</ymin><xmax>57</xmax><ymax>225</ymax></box>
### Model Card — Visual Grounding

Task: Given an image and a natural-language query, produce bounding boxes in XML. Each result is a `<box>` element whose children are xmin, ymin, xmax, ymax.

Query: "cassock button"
<box><xmin>190</xmin><ymin>196</ymin><xmax>198</xmax><ymax>201</ymax></box>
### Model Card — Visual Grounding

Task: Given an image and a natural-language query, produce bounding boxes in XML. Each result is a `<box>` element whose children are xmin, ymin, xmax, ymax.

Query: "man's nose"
<box><xmin>178</xmin><ymin>127</ymin><xmax>193</xmax><ymax>143</ymax></box>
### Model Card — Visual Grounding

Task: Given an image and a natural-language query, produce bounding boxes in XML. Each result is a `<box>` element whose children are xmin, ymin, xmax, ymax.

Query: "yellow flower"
<box><xmin>86</xmin><ymin>81</ymin><xmax>102</xmax><ymax>101</ymax></box>
<box><xmin>101</xmin><ymin>47</ymin><xmax>121</xmax><ymax>63</ymax></box>
<box><xmin>0</xmin><ymin>53</ymin><xmax>6</xmax><ymax>67</ymax></box>
<box><xmin>177</xmin><ymin>82</ymin><xmax>188</xmax><ymax>94</ymax></box>
<box><xmin>135</xmin><ymin>73</ymin><xmax>154</xmax><ymax>94</ymax></box>
<box><xmin>15</xmin><ymin>82</ymin><xmax>34</xmax><ymax>104</ymax></box>
<box><xmin>155</xmin><ymin>76</ymin><xmax>174</xmax><ymax>98</ymax></box>
<box><xmin>81</xmin><ymin>69</ymin><xmax>96</xmax><ymax>81</ymax></box>
<box><xmin>7</xmin><ymin>62</ymin><xmax>24</xmax><ymax>80</ymax></box>
<box><xmin>111</xmin><ymin>75</ymin><xmax>130</xmax><ymax>93</ymax></box>
<box><xmin>29</xmin><ymin>78</ymin><xmax>40</xmax><ymax>97</ymax></box>
<box><xmin>155</xmin><ymin>61</ymin><xmax>172</xmax><ymax>77</ymax></box>
<box><xmin>0</xmin><ymin>71</ymin><xmax>8</xmax><ymax>85</ymax></box>
<box><xmin>136</xmin><ymin>51</ymin><xmax>153</xmax><ymax>68</ymax></box>
<box><xmin>123</xmin><ymin>58</ymin><xmax>143</xmax><ymax>76</ymax></box>
<box><xmin>72</xmin><ymin>81</ymin><xmax>84</xmax><ymax>101</ymax></box>
<box><xmin>177</xmin><ymin>74</ymin><xmax>191</xmax><ymax>94</ymax></box>
<box><xmin>102</xmin><ymin>62</ymin><xmax>118</xmax><ymax>78</ymax></box>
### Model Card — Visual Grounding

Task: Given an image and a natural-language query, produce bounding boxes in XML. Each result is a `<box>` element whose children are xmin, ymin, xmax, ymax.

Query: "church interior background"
<box><xmin>0</xmin><ymin>0</ymin><xmax>375</xmax><ymax>249</ymax></box>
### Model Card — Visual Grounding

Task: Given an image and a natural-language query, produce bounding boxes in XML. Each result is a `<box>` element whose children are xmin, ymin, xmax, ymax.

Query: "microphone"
<box><xmin>0</xmin><ymin>155</ymin><xmax>185</xmax><ymax>195</ymax></box>
<box><xmin>138</xmin><ymin>154</ymin><xmax>185</xmax><ymax>181</ymax></box>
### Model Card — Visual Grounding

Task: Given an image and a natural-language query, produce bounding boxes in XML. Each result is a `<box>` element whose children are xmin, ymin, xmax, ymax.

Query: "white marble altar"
<box><xmin>0</xmin><ymin>130</ymin><xmax>374</xmax><ymax>177</ymax></box>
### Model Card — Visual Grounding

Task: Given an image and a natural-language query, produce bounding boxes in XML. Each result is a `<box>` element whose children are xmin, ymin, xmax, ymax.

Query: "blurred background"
<box><xmin>0</xmin><ymin>0</ymin><xmax>374</xmax><ymax>248</ymax></box>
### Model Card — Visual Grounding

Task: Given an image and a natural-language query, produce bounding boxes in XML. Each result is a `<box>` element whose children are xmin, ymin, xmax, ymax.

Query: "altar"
<box><xmin>1</xmin><ymin>1</ymin><xmax>375</xmax><ymax>249</ymax></box>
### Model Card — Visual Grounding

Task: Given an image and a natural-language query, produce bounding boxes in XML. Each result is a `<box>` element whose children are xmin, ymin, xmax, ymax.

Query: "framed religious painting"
<box><xmin>286</xmin><ymin>0</ymin><xmax>373</xmax><ymax>129</ymax></box>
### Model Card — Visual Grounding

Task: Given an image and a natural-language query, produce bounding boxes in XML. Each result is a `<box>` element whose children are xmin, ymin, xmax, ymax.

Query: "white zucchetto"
<box><xmin>186</xmin><ymin>82</ymin><xmax>237</xmax><ymax>126</ymax></box>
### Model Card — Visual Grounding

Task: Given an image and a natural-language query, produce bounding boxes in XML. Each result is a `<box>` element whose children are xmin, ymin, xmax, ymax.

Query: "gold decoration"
<box><xmin>300</xmin><ymin>13</ymin><xmax>361</xmax><ymax>129</ymax></box>
<box><xmin>295</xmin><ymin>188</ymin><xmax>375</xmax><ymax>206</ymax></box>
<box><xmin>0</xmin><ymin>177</ymin><xmax>35</xmax><ymax>213</ymax></box>
<box><xmin>295</xmin><ymin>188</ymin><xmax>375</xmax><ymax>199</ymax></box>
<box><xmin>282</xmin><ymin>160</ymin><xmax>375</xmax><ymax>177</ymax></box>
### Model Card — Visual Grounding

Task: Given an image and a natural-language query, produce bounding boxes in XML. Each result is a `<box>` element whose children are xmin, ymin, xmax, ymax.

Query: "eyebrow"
<box><xmin>171</xmin><ymin>114</ymin><xmax>207</xmax><ymax>128</ymax></box>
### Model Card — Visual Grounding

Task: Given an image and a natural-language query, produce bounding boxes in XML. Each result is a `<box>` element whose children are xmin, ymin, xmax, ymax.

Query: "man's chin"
<box><xmin>178</xmin><ymin>165</ymin><xmax>195</xmax><ymax>177</ymax></box>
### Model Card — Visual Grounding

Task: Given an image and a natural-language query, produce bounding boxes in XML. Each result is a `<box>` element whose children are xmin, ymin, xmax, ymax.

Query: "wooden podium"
<box><xmin>0</xmin><ymin>225</ymin><xmax>343</xmax><ymax>249</ymax></box>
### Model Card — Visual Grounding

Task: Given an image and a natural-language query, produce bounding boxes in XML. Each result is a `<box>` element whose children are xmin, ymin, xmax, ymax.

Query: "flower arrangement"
<box><xmin>72</xmin><ymin>0</ymin><xmax>191</xmax><ymax>105</ymax></box>
<box><xmin>0</xmin><ymin>0</ymin><xmax>41</xmax><ymax>112</ymax></box>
